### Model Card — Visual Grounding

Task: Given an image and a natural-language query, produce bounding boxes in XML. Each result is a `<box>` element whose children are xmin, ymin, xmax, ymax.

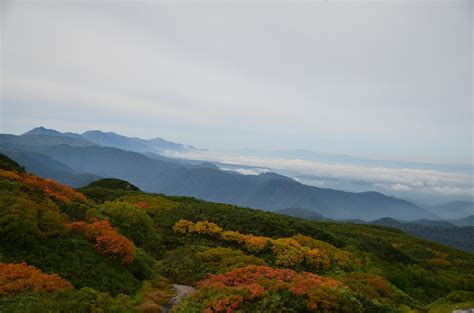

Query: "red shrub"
<box><xmin>67</xmin><ymin>219</ymin><xmax>135</xmax><ymax>264</ymax></box>
<box><xmin>0</xmin><ymin>169</ymin><xmax>87</xmax><ymax>203</ymax></box>
<box><xmin>0</xmin><ymin>262</ymin><xmax>72</xmax><ymax>296</ymax></box>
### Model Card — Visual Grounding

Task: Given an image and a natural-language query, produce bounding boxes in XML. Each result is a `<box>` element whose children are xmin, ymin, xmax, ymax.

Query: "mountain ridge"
<box><xmin>0</xmin><ymin>129</ymin><xmax>438</xmax><ymax>221</ymax></box>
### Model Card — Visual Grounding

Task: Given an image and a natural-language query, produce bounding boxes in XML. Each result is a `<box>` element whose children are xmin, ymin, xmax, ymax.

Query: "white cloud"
<box><xmin>162</xmin><ymin>149</ymin><xmax>474</xmax><ymax>198</ymax></box>
<box><xmin>388</xmin><ymin>184</ymin><xmax>412</xmax><ymax>191</ymax></box>
<box><xmin>220</xmin><ymin>167</ymin><xmax>268</xmax><ymax>176</ymax></box>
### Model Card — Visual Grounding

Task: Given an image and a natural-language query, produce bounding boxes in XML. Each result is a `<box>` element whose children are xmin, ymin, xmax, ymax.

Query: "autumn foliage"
<box><xmin>173</xmin><ymin>220</ymin><xmax>360</xmax><ymax>270</ymax></box>
<box><xmin>0</xmin><ymin>262</ymin><xmax>72</xmax><ymax>296</ymax></box>
<box><xmin>342</xmin><ymin>273</ymin><xmax>394</xmax><ymax>300</ymax></box>
<box><xmin>193</xmin><ymin>265</ymin><xmax>356</xmax><ymax>312</ymax></box>
<box><xmin>67</xmin><ymin>219</ymin><xmax>135</xmax><ymax>264</ymax></box>
<box><xmin>0</xmin><ymin>169</ymin><xmax>87</xmax><ymax>204</ymax></box>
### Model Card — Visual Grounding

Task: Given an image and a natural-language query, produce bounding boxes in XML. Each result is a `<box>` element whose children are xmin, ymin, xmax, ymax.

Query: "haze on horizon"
<box><xmin>1</xmin><ymin>0</ymin><xmax>473</xmax><ymax>165</ymax></box>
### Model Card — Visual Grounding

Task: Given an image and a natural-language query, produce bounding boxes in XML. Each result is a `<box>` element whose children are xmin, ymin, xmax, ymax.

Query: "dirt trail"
<box><xmin>161</xmin><ymin>284</ymin><xmax>196</xmax><ymax>313</ymax></box>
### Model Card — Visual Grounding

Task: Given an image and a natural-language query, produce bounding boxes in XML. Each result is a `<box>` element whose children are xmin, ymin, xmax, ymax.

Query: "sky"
<box><xmin>0</xmin><ymin>0</ymin><xmax>473</xmax><ymax>165</ymax></box>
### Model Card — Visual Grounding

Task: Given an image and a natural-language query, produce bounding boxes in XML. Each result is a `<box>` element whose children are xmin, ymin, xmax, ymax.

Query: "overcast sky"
<box><xmin>1</xmin><ymin>0</ymin><xmax>472</xmax><ymax>164</ymax></box>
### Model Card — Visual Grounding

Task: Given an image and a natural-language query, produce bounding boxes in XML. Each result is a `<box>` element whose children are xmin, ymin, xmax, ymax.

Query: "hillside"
<box><xmin>367</xmin><ymin>218</ymin><xmax>474</xmax><ymax>253</ymax></box>
<box><xmin>451</xmin><ymin>215</ymin><xmax>474</xmax><ymax>227</ymax></box>
<box><xmin>0</xmin><ymin>153</ymin><xmax>473</xmax><ymax>312</ymax></box>
<box><xmin>275</xmin><ymin>207</ymin><xmax>326</xmax><ymax>220</ymax></box>
<box><xmin>0</xmin><ymin>130</ymin><xmax>438</xmax><ymax>221</ymax></box>
<box><xmin>0</xmin><ymin>146</ymin><xmax>100</xmax><ymax>187</ymax></box>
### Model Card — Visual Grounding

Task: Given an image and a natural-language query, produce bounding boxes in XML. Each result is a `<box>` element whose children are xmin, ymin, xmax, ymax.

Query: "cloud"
<box><xmin>162</xmin><ymin>150</ymin><xmax>474</xmax><ymax>199</ymax></box>
<box><xmin>220</xmin><ymin>167</ymin><xmax>268</xmax><ymax>176</ymax></box>
<box><xmin>388</xmin><ymin>184</ymin><xmax>412</xmax><ymax>191</ymax></box>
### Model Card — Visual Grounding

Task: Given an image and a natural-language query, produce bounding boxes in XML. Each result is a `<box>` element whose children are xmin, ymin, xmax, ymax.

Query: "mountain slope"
<box><xmin>0</xmin><ymin>146</ymin><xmax>100</xmax><ymax>187</ymax></box>
<box><xmin>0</xmin><ymin>129</ymin><xmax>438</xmax><ymax>220</ymax></box>
<box><xmin>0</xmin><ymin>154</ymin><xmax>473</xmax><ymax>312</ymax></box>
<box><xmin>451</xmin><ymin>215</ymin><xmax>474</xmax><ymax>227</ymax></box>
<box><xmin>274</xmin><ymin>207</ymin><xmax>325</xmax><ymax>220</ymax></box>
<box><xmin>368</xmin><ymin>218</ymin><xmax>474</xmax><ymax>253</ymax></box>
<box><xmin>82</xmin><ymin>130</ymin><xmax>195</xmax><ymax>154</ymax></box>
<box><xmin>10</xmin><ymin>141</ymin><xmax>436</xmax><ymax>220</ymax></box>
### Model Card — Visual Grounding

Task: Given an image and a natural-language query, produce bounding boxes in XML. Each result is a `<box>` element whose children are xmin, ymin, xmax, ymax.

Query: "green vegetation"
<box><xmin>0</xmin><ymin>153</ymin><xmax>25</xmax><ymax>173</ymax></box>
<box><xmin>85</xmin><ymin>178</ymin><xmax>140</xmax><ymax>191</ymax></box>
<box><xmin>0</xmin><ymin>154</ymin><xmax>473</xmax><ymax>312</ymax></box>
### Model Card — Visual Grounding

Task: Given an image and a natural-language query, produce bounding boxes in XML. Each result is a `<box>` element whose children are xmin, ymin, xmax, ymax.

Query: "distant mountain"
<box><xmin>274</xmin><ymin>208</ymin><xmax>325</xmax><ymax>220</ymax></box>
<box><xmin>11</xmin><ymin>147</ymin><xmax>436</xmax><ymax>221</ymax></box>
<box><xmin>426</xmin><ymin>201</ymin><xmax>474</xmax><ymax>220</ymax></box>
<box><xmin>82</xmin><ymin>130</ymin><xmax>198</xmax><ymax>154</ymax></box>
<box><xmin>8</xmin><ymin>127</ymin><xmax>200</xmax><ymax>155</ymax></box>
<box><xmin>0</xmin><ymin>146</ymin><xmax>100</xmax><ymax>187</ymax></box>
<box><xmin>451</xmin><ymin>215</ymin><xmax>474</xmax><ymax>227</ymax></box>
<box><xmin>23</xmin><ymin>126</ymin><xmax>84</xmax><ymax>139</ymax></box>
<box><xmin>409</xmin><ymin>219</ymin><xmax>458</xmax><ymax>228</ymax></box>
<box><xmin>0</xmin><ymin>128</ymin><xmax>439</xmax><ymax>221</ymax></box>
<box><xmin>367</xmin><ymin>218</ymin><xmax>474</xmax><ymax>253</ymax></box>
<box><xmin>0</xmin><ymin>133</ymin><xmax>92</xmax><ymax>148</ymax></box>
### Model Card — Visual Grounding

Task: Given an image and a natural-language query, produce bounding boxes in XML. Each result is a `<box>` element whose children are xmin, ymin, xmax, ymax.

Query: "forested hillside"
<box><xmin>0</xmin><ymin>153</ymin><xmax>473</xmax><ymax>312</ymax></box>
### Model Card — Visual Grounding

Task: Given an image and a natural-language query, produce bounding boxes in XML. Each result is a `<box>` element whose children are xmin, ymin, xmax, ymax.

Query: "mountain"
<box><xmin>0</xmin><ymin>146</ymin><xmax>100</xmax><ymax>187</ymax></box>
<box><xmin>5</xmin><ymin>142</ymin><xmax>435</xmax><ymax>221</ymax></box>
<box><xmin>368</xmin><ymin>218</ymin><xmax>474</xmax><ymax>253</ymax></box>
<box><xmin>409</xmin><ymin>219</ymin><xmax>458</xmax><ymax>228</ymax></box>
<box><xmin>274</xmin><ymin>207</ymin><xmax>325</xmax><ymax>220</ymax></box>
<box><xmin>0</xmin><ymin>128</ymin><xmax>438</xmax><ymax>220</ymax></box>
<box><xmin>451</xmin><ymin>215</ymin><xmax>474</xmax><ymax>227</ymax></box>
<box><xmin>0</xmin><ymin>133</ymin><xmax>92</xmax><ymax>148</ymax></box>
<box><xmin>8</xmin><ymin>127</ymin><xmax>199</xmax><ymax>155</ymax></box>
<box><xmin>426</xmin><ymin>201</ymin><xmax>474</xmax><ymax>220</ymax></box>
<box><xmin>22</xmin><ymin>126</ymin><xmax>84</xmax><ymax>139</ymax></box>
<box><xmin>82</xmin><ymin>130</ymin><xmax>197</xmax><ymax>154</ymax></box>
<box><xmin>1</xmin><ymin>154</ymin><xmax>473</xmax><ymax>312</ymax></box>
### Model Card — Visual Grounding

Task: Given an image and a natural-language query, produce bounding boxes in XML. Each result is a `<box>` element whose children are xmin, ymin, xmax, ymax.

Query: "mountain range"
<box><xmin>367</xmin><ymin>217</ymin><xmax>474</xmax><ymax>253</ymax></box>
<box><xmin>275</xmin><ymin>207</ymin><xmax>474</xmax><ymax>252</ymax></box>
<box><xmin>0</xmin><ymin>127</ymin><xmax>469</xmax><ymax>221</ymax></box>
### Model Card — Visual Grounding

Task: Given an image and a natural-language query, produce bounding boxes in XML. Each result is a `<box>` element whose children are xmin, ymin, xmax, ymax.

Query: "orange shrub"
<box><xmin>342</xmin><ymin>273</ymin><xmax>394</xmax><ymax>299</ymax></box>
<box><xmin>67</xmin><ymin>219</ymin><xmax>135</xmax><ymax>264</ymax></box>
<box><xmin>196</xmin><ymin>265</ymin><xmax>342</xmax><ymax>312</ymax></box>
<box><xmin>0</xmin><ymin>262</ymin><xmax>72</xmax><ymax>296</ymax></box>
<box><xmin>305</xmin><ymin>248</ymin><xmax>331</xmax><ymax>270</ymax></box>
<box><xmin>134</xmin><ymin>201</ymin><xmax>151</xmax><ymax>209</ymax></box>
<box><xmin>0</xmin><ymin>169</ymin><xmax>87</xmax><ymax>204</ymax></box>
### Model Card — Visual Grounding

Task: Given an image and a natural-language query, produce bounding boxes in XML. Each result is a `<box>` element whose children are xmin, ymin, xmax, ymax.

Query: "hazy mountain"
<box><xmin>450</xmin><ymin>215</ymin><xmax>474</xmax><ymax>227</ymax></box>
<box><xmin>22</xmin><ymin>126</ymin><xmax>84</xmax><ymax>139</ymax></box>
<box><xmin>82</xmin><ymin>130</ymin><xmax>197</xmax><ymax>154</ymax></box>
<box><xmin>274</xmin><ymin>208</ymin><xmax>325</xmax><ymax>220</ymax></box>
<box><xmin>409</xmin><ymin>219</ymin><xmax>458</xmax><ymax>228</ymax></box>
<box><xmin>0</xmin><ymin>133</ymin><xmax>92</xmax><ymax>148</ymax></box>
<box><xmin>0</xmin><ymin>146</ymin><xmax>100</xmax><ymax>187</ymax></box>
<box><xmin>426</xmin><ymin>201</ymin><xmax>474</xmax><ymax>220</ymax></box>
<box><xmin>4</xmin><ymin>127</ymin><xmax>199</xmax><ymax>156</ymax></box>
<box><xmin>8</xmin><ymin>144</ymin><xmax>435</xmax><ymax>220</ymax></box>
<box><xmin>0</xmin><ymin>128</ymin><xmax>440</xmax><ymax>221</ymax></box>
<box><xmin>367</xmin><ymin>217</ymin><xmax>474</xmax><ymax>253</ymax></box>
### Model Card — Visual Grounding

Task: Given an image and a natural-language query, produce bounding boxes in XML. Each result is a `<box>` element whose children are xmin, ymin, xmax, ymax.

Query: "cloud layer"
<box><xmin>162</xmin><ymin>149</ymin><xmax>473</xmax><ymax>203</ymax></box>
